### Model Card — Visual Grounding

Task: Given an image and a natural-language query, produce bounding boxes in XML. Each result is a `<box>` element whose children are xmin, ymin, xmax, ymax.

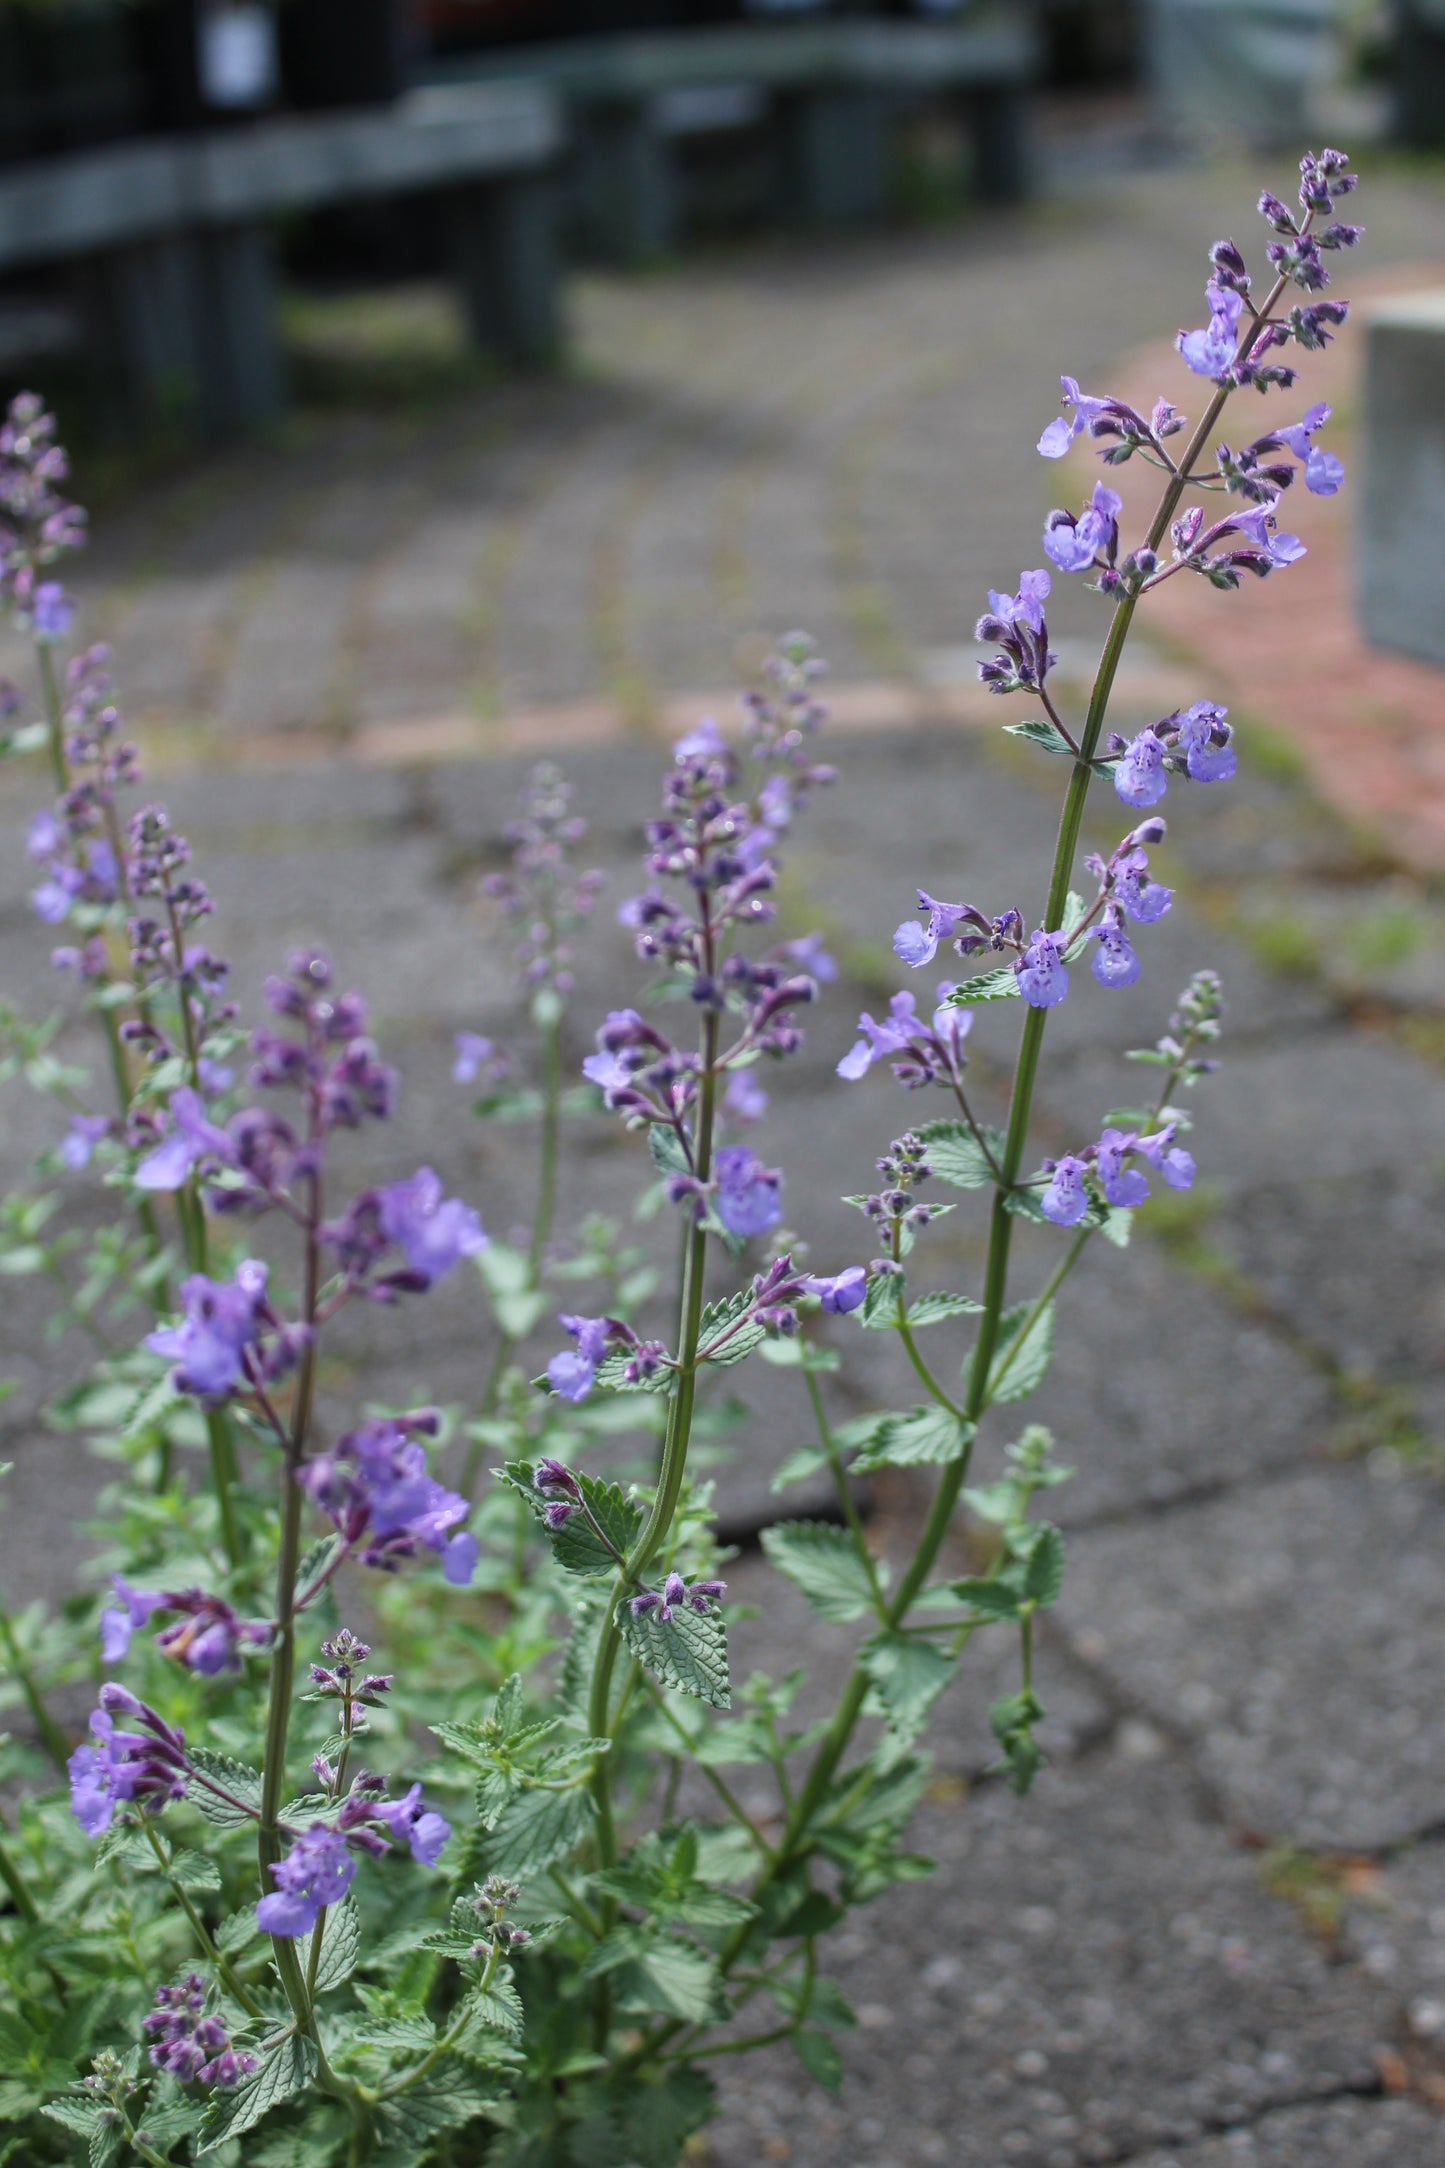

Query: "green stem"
<box><xmin>986</xmin><ymin>1227</ymin><xmax>1090</xmax><ymax>1399</ymax></box>
<box><xmin>377</xmin><ymin>1945</ymin><xmax>499</xmax><ymax>2101</ymax></box>
<box><xmin>36</xmin><ymin>639</ymin><xmax>66</xmax><ymax>792</ymax></box>
<box><xmin>724</xmin><ymin>289</ymin><xmax>1267</xmax><ymax>1941</ymax></box>
<box><xmin>585</xmin><ymin>980</ymin><xmax>719</xmax><ymax>2060</ymax></box>
<box><xmin>0</xmin><ymin>1817</ymin><xmax>38</xmax><ymax>1922</ymax></box>
<box><xmin>528</xmin><ymin>1013</ymin><xmax>562</xmax><ymax>1283</ymax></box>
<box><xmin>140</xmin><ymin>1816</ymin><xmax>263</xmax><ymax>2016</ymax></box>
<box><xmin>0</xmin><ymin>1605</ymin><xmax>69</xmax><ymax>1774</ymax></box>
<box><xmin>641</xmin><ymin>1675</ymin><xmax>775</xmax><ymax>1859</ymax></box>
<box><xmin>462</xmin><ymin>1011</ymin><xmax>567</xmax><ymax>1499</ymax></box>
<box><xmin>804</xmin><ymin>1367</ymin><xmax>887</xmax><ymax>1625</ymax></box>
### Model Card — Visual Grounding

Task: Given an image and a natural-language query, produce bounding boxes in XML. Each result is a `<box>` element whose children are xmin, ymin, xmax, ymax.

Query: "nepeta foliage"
<box><xmin>0</xmin><ymin>151</ymin><xmax>1358</xmax><ymax>2165</ymax></box>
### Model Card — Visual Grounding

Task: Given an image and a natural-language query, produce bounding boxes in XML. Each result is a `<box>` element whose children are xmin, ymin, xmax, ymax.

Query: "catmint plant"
<box><xmin>0</xmin><ymin>149</ymin><xmax>1360</xmax><ymax>2167</ymax></box>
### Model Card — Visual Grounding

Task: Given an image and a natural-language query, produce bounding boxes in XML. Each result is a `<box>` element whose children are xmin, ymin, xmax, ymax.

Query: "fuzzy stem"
<box><xmin>804</xmin><ymin>1366</ymin><xmax>887</xmax><ymax>1624</ymax></box>
<box><xmin>36</xmin><ymin>638</ymin><xmax>66</xmax><ymax>792</ymax></box>
<box><xmin>0</xmin><ymin>1604</ymin><xmax>70</xmax><ymax>1774</ymax></box>
<box><xmin>0</xmin><ymin>1817</ymin><xmax>38</xmax><ymax>1922</ymax></box>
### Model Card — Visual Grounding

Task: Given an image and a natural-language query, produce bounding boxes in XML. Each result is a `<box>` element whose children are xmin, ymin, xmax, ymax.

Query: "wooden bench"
<box><xmin>1357</xmin><ymin>290</ymin><xmax>1445</xmax><ymax>669</ymax></box>
<box><xmin>423</xmin><ymin>15</ymin><xmax>1038</xmax><ymax>267</ymax></box>
<box><xmin>0</xmin><ymin>80</ymin><xmax>565</xmax><ymax>438</ymax></box>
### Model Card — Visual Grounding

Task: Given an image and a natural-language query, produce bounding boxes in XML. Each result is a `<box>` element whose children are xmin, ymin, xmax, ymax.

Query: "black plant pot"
<box><xmin>280</xmin><ymin>0</ymin><xmax>412</xmax><ymax>110</ymax></box>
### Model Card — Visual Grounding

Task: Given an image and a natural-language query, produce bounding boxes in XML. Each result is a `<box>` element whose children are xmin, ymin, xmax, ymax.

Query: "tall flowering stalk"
<box><xmin>0</xmin><ymin>150</ymin><xmax>1365</xmax><ymax>2167</ymax></box>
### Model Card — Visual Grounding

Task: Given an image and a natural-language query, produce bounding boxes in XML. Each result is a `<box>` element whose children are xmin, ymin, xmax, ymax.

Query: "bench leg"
<box><xmin>966</xmin><ymin>84</ymin><xmax>1033</xmax><ymax>207</ymax></box>
<box><xmin>776</xmin><ymin>89</ymin><xmax>889</xmax><ymax>229</ymax></box>
<box><xmin>574</xmin><ymin>100</ymin><xmax>676</xmax><ymax>266</ymax></box>
<box><xmin>196</xmin><ymin>224</ymin><xmax>287</xmax><ymax>438</ymax></box>
<box><xmin>445</xmin><ymin>174</ymin><xmax>563</xmax><ymax>367</ymax></box>
<box><xmin>69</xmin><ymin>234</ymin><xmax>206</xmax><ymax>431</ymax></box>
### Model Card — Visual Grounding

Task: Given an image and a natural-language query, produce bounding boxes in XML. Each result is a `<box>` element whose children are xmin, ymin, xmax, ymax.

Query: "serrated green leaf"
<box><xmin>188</xmin><ymin>1747</ymin><xmax>263</xmax><ymax>1828</ymax></box>
<box><xmin>198</xmin><ymin>2034</ymin><xmax>317</xmax><ymax>2152</ymax></box>
<box><xmin>583</xmin><ymin>1930</ymin><xmax>726</xmax><ymax>2023</ymax></box>
<box><xmin>985</xmin><ymin>1301</ymin><xmax>1054</xmax><ymax>1405</ymax></box>
<box><xmin>501</xmin><ymin>1460</ymin><xmax>643</xmax><ymax>1576</ymax></box>
<box><xmin>860</xmin><ymin>1269</ymin><xmax>905</xmax><ymax>1329</ymax></box>
<box><xmin>792</xmin><ymin>2027</ymin><xmax>844</xmax><ymax>2090</ymax></box>
<box><xmin>648</xmin><ymin>1125</ymin><xmax>692</xmax><ymax>1176</ymax></box>
<box><xmin>40</xmin><ymin>2096</ymin><xmax>100</xmax><ymax>2137</ymax></box>
<box><xmin>619</xmin><ymin>1598</ymin><xmax>730</xmax><ymax>1709</ymax></box>
<box><xmin>912</xmin><ymin>1119</ymin><xmax>1002</xmax><ymax>1190</ymax></box>
<box><xmin>591</xmin><ymin>1347</ymin><xmax>675</xmax><ymax>1394</ymax></box>
<box><xmin>907</xmin><ymin>1289</ymin><xmax>985</xmax><ymax>1328</ymax></box>
<box><xmin>1100</xmin><ymin>1204</ymin><xmax>1133</xmax><ymax>1248</ymax></box>
<box><xmin>851</xmin><ymin>1404</ymin><xmax>973</xmax><ymax>1473</ymax></box>
<box><xmin>696</xmin><ymin>1285</ymin><xmax>766</xmax><ymax>1368</ymax></box>
<box><xmin>861</xmin><ymin>1631</ymin><xmax>957</xmax><ymax>1737</ymax></box>
<box><xmin>1020</xmin><ymin>1523</ymin><xmax>1064</xmax><ymax>1609</ymax></box>
<box><xmin>769</xmin><ymin>1442</ymin><xmax>830</xmax><ymax>1492</ymax></box>
<box><xmin>946</xmin><ymin>966</ymin><xmax>1020</xmax><ymax>1006</ymax></box>
<box><xmin>168</xmin><ymin>1848</ymin><xmax>222</xmax><ymax>1892</ymax></box>
<box><xmin>1003</xmin><ymin>715</ymin><xmax>1075</xmax><ymax>757</ymax></box>
<box><xmin>480</xmin><ymin>1783</ymin><xmax>593</xmax><ymax>1877</ymax></box>
<box><xmin>375</xmin><ymin>2059</ymin><xmax>494</xmax><ymax>2152</ymax></box>
<box><xmin>760</xmin><ymin>1521</ymin><xmax>881</xmax><ymax>1623</ymax></box>
<box><xmin>946</xmin><ymin>1575</ymin><xmax>1023</xmax><ymax>1620</ymax></box>
<box><xmin>294</xmin><ymin>1893</ymin><xmax>360</xmax><ymax>1995</ymax></box>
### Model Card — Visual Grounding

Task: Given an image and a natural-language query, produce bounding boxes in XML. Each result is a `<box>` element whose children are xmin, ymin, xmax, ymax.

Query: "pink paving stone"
<box><xmin>1092</xmin><ymin>264</ymin><xmax>1445</xmax><ymax>870</ymax></box>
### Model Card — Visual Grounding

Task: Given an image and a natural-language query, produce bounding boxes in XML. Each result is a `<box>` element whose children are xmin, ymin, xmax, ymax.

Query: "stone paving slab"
<box><xmin>708</xmin><ymin>1746</ymin><xmax>1397</xmax><ymax>2168</ymax></box>
<box><xmin>1122</xmin><ymin>2097</ymin><xmax>1445</xmax><ymax>2168</ymax></box>
<box><xmin>1057</xmin><ymin>1466</ymin><xmax>1445</xmax><ymax>1852</ymax></box>
<box><xmin>1206</xmin><ymin>1169</ymin><xmax>1445</xmax><ymax>1400</ymax></box>
<box><xmin>1345</xmin><ymin>1839</ymin><xmax>1445</xmax><ymax>2054</ymax></box>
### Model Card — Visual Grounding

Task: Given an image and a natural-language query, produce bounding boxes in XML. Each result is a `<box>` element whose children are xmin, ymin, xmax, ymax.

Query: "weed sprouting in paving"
<box><xmin>0</xmin><ymin>149</ymin><xmax>1364</xmax><ymax>2164</ymax></box>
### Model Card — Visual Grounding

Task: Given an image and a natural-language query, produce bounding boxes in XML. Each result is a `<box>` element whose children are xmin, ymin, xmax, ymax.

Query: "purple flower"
<box><xmin>370</xmin><ymin>1782</ymin><xmax>451</xmax><ymax>1865</ymax></box>
<box><xmin>32</xmin><ymin>581</ymin><xmax>72</xmax><ymax>639</ymax></box>
<box><xmin>256</xmin><ymin>1824</ymin><xmax>356</xmax><ymax>1937</ymax></box>
<box><xmin>442</xmin><ymin>1531</ymin><xmax>479</xmax><ymax>1585</ymax></box>
<box><xmin>546</xmin><ymin>1312</ymin><xmax>612</xmax><ymax>1401</ymax></box>
<box><xmin>1037</xmin><ymin>374</ymin><xmax>1110</xmax><ymax>458</ymax></box>
<box><xmin>1175</xmin><ymin>701</ymin><xmax>1237</xmax><ymax>783</ymax></box>
<box><xmin>68</xmin><ymin>1703</ymin><xmax>187</xmax><ymax>1836</ymax></box>
<box><xmin>1043</xmin><ymin>480</ymin><xmax>1123</xmax><ymax>575</ymax></box>
<box><xmin>145</xmin><ymin>1261</ymin><xmax>268</xmax><ymax>1399</ymax></box>
<box><xmin>723</xmin><ymin>1070</ymin><xmax>768</xmax><ymax>1122</ymax></box>
<box><xmin>803</xmin><ymin>1266</ymin><xmax>868</xmax><ymax>1314</ymax></box>
<box><xmin>134</xmin><ymin>1087</ymin><xmax>234</xmax><ymax>1192</ymax></box>
<box><xmin>988</xmin><ymin>567</ymin><xmax>1051</xmax><ymax>634</ymax></box>
<box><xmin>780</xmin><ymin>931</ymin><xmax>837</xmax><ymax>982</ymax></box>
<box><xmin>144</xmin><ymin>1976</ymin><xmax>256</xmax><ymax>2088</ymax></box>
<box><xmin>837</xmin><ymin>991</ymin><xmax>923</xmax><ymax>1080</ymax></box>
<box><xmin>1110</xmin><ymin>841</ymin><xmax>1174</xmax><ymax>924</ymax></box>
<box><xmin>376</xmin><ymin>1166</ymin><xmax>486</xmax><ymax>1286</ymax></box>
<box><xmin>893</xmin><ymin>889</ymin><xmax>972</xmax><ymax>970</ymax></box>
<box><xmin>100</xmin><ymin>1575</ymin><xmax>166</xmax><ymax>1662</ymax></box>
<box><xmin>1015</xmin><ymin>930</ymin><xmax>1069</xmax><ymax>1009</ymax></box>
<box><xmin>60</xmin><ymin>1113</ymin><xmax>110</xmax><ymax>1170</ymax></box>
<box><xmin>452</xmin><ymin>1032</ymin><xmax>495</xmax><ymax>1083</ymax></box>
<box><xmin>1136</xmin><ymin>1122</ymin><xmax>1196</xmax><ymax>1190</ymax></box>
<box><xmin>1113</xmin><ymin>730</ymin><xmax>1168</xmax><ymax>808</ymax></box>
<box><xmin>1274</xmin><ymin>401</ymin><xmax>1345</xmax><ymax>494</ymax></box>
<box><xmin>631</xmin><ymin>1570</ymin><xmax>727</xmax><ymax>1622</ymax></box>
<box><xmin>713</xmin><ymin>1145</ymin><xmax>782</xmax><ymax>1238</ymax></box>
<box><xmin>301</xmin><ymin>1415</ymin><xmax>476</xmax><ymax>1584</ymax></box>
<box><xmin>153</xmin><ymin>1592</ymin><xmax>268</xmax><ymax>1677</ymax></box>
<box><xmin>1040</xmin><ymin>1155</ymin><xmax>1089</xmax><ymax>1228</ymax></box>
<box><xmin>1095</xmin><ymin>1128</ymin><xmax>1150</xmax><ymax>1209</ymax></box>
<box><xmin>1177</xmin><ymin>277</ymin><xmax>1244</xmax><ymax>378</ymax></box>
<box><xmin>673</xmin><ymin>715</ymin><xmax>727</xmax><ymax>762</ymax></box>
<box><xmin>1091</xmin><ymin>906</ymin><xmax>1140</xmax><ymax>989</ymax></box>
<box><xmin>1226</xmin><ymin>500</ymin><xmax>1307</xmax><ymax>567</ymax></box>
